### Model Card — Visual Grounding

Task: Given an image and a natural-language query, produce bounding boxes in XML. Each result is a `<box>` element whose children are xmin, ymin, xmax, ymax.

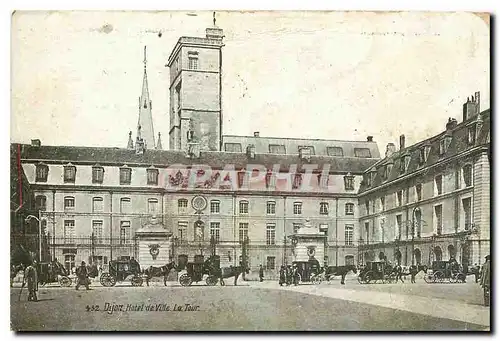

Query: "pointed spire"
<box><xmin>127</xmin><ymin>131</ymin><xmax>134</xmax><ymax>149</ymax></box>
<box><xmin>136</xmin><ymin>45</ymin><xmax>156</xmax><ymax>149</ymax></box>
<box><xmin>156</xmin><ymin>132</ymin><xmax>163</xmax><ymax>150</ymax></box>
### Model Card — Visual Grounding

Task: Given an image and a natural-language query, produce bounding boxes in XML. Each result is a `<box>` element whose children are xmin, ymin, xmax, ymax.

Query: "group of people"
<box><xmin>278</xmin><ymin>265</ymin><xmax>300</xmax><ymax>286</ymax></box>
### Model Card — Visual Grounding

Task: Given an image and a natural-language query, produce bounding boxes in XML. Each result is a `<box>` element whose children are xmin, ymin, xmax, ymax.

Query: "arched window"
<box><xmin>35</xmin><ymin>163</ymin><xmax>49</xmax><ymax>182</ymax></box>
<box><xmin>92</xmin><ymin>197</ymin><xmax>104</xmax><ymax>213</ymax></box>
<box><xmin>63</xmin><ymin>164</ymin><xmax>76</xmax><ymax>183</ymax></box>
<box><xmin>148</xmin><ymin>198</ymin><xmax>159</xmax><ymax>215</ymax></box>
<box><xmin>120</xmin><ymin>197</ymin><xmax>131</xmax><ymax>214</ymax></box>
<box><xmin>194</xmin><ymin>220</ymin><xmax>205</xmax><ymax>242</ymax></box>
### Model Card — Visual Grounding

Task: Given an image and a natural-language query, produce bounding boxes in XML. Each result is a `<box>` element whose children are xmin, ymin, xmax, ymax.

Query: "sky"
<box><xmin>11</xmin><ymin>11</ymin><xmax>490</xmax><ymax>154</ymax></box>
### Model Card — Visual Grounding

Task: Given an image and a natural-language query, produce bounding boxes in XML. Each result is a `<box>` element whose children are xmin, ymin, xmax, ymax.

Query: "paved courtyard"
<box><xmin>10</xmin><ymin>274</ymin><xmax>489</xmax><ymax>331</ymax></box>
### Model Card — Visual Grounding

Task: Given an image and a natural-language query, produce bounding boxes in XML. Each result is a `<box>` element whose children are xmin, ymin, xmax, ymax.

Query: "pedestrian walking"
<box><xmin>474</xmin><ymin>263</ymin><xmax>480</xmax><ymax>283</ymax></box>
<box><xmin>259</xmin><ymin>264</ymin><xmax>264</xmax><ymax>282</ymax></box>
<box><xmin>278</xmin><ymin>266</ymin><xmax>285</xmax><ymax>286</ymax></box>
<box><xmin>395</xmin><ymin>264</ymin><xmax>404</xmax><ymax>283</ymax></box>
<box><xmin>292</xmin><ymin>265</ymin><xmax>299</xmax><ymax>286</ymax></box>
<box><xmin>286</xmin><ymin>266</ymin><xmax>292</xmax><ymax>286</ymax></box>
<box><xmin>23</xmin><ymin>261</ymin><xmax>38</xmax><ymax>302</ymax></box>
<box><xmin>480</xmin><ymin>255</ymin><xmax>490</xmax><ymax>307</ymax></box>
<box><xmin>75</xmin><ymin>261</ymin><xmax>90</xmax><ymax>290</ymax></box>
<box><xmin>409</xmin><ymin>264</ymin><xmax>417</xmax><ymax>283</ymax></box>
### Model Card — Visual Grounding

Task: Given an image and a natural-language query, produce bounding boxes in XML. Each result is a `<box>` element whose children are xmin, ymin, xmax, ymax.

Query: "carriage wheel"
<box><xmin>179</xmin><ymin>274</ymin><xmax>193</xmax><ymax>287</ymax></box>
<box><xmin>100</xmin><ymin>273</ymin><xmax>116</xmax><ymax>287</ymax></box>
<box><xmin>456</xmin><ymin>272</ymin><xmax>466</xmax><ymax>283</ymax></box>
<box><xmin>206</xmin><ymin>276</ymin><xmax>218</xmax><ymax>286</ymax></box>
<box><xmin>131</xmin><ymin>276</ymin><xmax>143</xmax><ymax>287</ymax></box>
<box><xmin>433</xmin><ymin>271</ymin><xmax>444</xmax><ymax>283</ymax></box>
<box><xmin>364</xmin><ymin>271</ymin><xmax>374</xmax><ymax>284</ymax></box>
<box><xmin>312</xmin><ymin>275</ymin><xmax>322</xmax><ymax>285</ymax></box>
<box><xmin>357</xmin><ymin>275</ymin><xmax>363</xmax><ymax>284</ymax></box>
<box><xmin>59</xmin><ymin>276</ymin><xmax>72</xmax><ymax>287</ymax></box>
<box><xmin>297</xmin><ymin>273</ymin><xmax>302</xmax><ymax>284</ymax></box>
<box><xmin>423</xmin><ymin>274</ymin><xmax>432</xmax><ymax>283</ymax></box>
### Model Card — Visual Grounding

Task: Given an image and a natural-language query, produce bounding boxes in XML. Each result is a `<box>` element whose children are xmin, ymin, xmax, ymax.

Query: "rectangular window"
<box><xmin>320</xmin><ymin>202</ymin><xmax>329</xmax><ymax>215</ymax></box>
<box><xmin>467</xmin><ymin>126</ymin><xmax>476</xmax><ymax>145</ymax></box>
<box><xmin>120</xmin><ymin>167</ymin><xmax>132</xmax><ymax>185</ymax></box>
<box><xmin>344</xmin><ymin>225</ymin><xmax>354</xmax><ymax>246</ymax></box>
<box><xmin>238</xmin><ymin>223</ymin><xmax>249</xmax><ymax>243</ymax></box>
<box><xmin>148</xmin><ymin>198</ymin><xmax>159</xmax><ymax>215</ymax></box>
<box><xmin>298</xmin><ymin>146</ymin><xmax>315</xmax><ymax>155</ymax></box>
<box><xmin>327</xmin><ymin>146</ymin><xmax>344</xmax><ymax>157</ymax></box>
<box><xmin>354</xmin><ymin>148</ymin><xmax>372</xmax><ymax>158</ymax></box>
<box><xmin>345</xmin><ymin>203</ymin><xmax>354</xmax><ymax>215</ymax></box>
<box><xmin>64</xmin><ymin>254</ymin><xmax>75</xmax><ymax>273</ymax></box>
<box><xmin>344</xmin><ymin>174</ymin><xmax>354</xmax><ymax>190</ymax></box>
<box><xmin>396</xmin><ymin>191</ymin><xmax>403</xmax><ymax>207</ymax></box>
<box><xmin>380</xmin><ymin>197</ymin><xmax>385</xmax><ymax>212</ymax></box>
<box><xmin>239</xmin><ymin>201</ymin><xmax>249</xmax><ymax>214</ymax></box>
<box><xmin>293</xmin><ymin>202</ymin><xmax>302</xmax><ymax>215</ymax></box>
<box><xmin>293</xmin><ymin>223</ymin><xmax>301</xmax><ymax>234</ymax></box>
<box><xmin>210</xmin><ymin>200</ymin><xmax>220</xmax><ymax>214</ymax></box>
<box><xmin>188</xmin><ymin>56</ymin><xmax>198</xmax><ymax>70</ymax></box>
<box><xmin>35</xmin><ymin>195</ymin><xmax>47</xmax><ymax>211</ymax></box>
<box><xmin>462</xmin><ymin>165</ymin><xmax>473</xmax><ymax>187</ymax></box>
<box><xmin>64</xmin><ymin>220</ymin><xmax>75</xmax><ymax>244</ymax></box>
<box><xmin>365</xmin><ymin>201</ymin><xmax>370</xmax><ymax>215</ymax></box>
<box><xmin>266</xmin><ymin>256</ymin><xmax>276</xmax><ymax>270</ymax></box>
<box><xmin>147</xmin><ymin>168</ymin><xmax>159</xmax><ymax>185</ymax></box>
<box><xmin>415</xmin><ymin>209</ymin><xmax>422</xmax><ymax>238</ymax></box>
<box><xmin>63</xmin><ymin>165</ymin><xmax>76</xmax><ymax>183</ymax></box>
<box><xmin>35</xmin><ymin>164</ymin><xmax>49</xmax><ymax>182</ymax></box>
<box><xmin>435</xmin><ymin>175</ymin><xmax>443</xmax><ymax>195</ymax></box>
<box><xmin>120</xmin><ymin>198</ymin><xmax>131</xmax><ymax>214</ymax></box>
<box><xmin>364</xmin><ymin>222</ymin><xmax>370</xmax><ymax>243</ymax></box>
<box><xmin>462</xmin><ymin>198</ymin><xmax>472</xmax><ymax>231</ymax></box>
<box><xmin>415</xmin><ymin>183</ymin><xmax>422</xmax><ymax>201</ymax></box>
<box><xmin>434</xmin><ymin>205</ymin><xmax>443</xmax><ymax>235</ymax></box>
<box><xmin>120</xmin><ymin>221</ymin><xmax>130</xmax><ymax>245</ymax></box>
<box><xmin>266</xmin><ymin>201</ymin><xmax>276</xmax><ymax>215</ymax></box>
<box><xmin>178</xmin><ymin>221</ymin><xmax>188</xmax><ymax>243</ymax></box>
<box><xmin>269</xmin><ymin>144</ymin><xmax>286</xmax><ymax>154</ymax></box>
<box><xmin>93</xmin><ymin>197</ymin><xmax>104</xmax><ymax>213</ymax></box>
<box><xmin>266</xmin><ymin>224</ymin><xmax>276</xmax><ymax>245</ymax></box>
<box><xmin>92</xmin><ymin>166</ymin><xmax>104</xmax><ymax>184</ymax></box>
<box><xmin>92</xmin><ymin>220</ymin><xmax>103</xmax><ymax>244</ymax></box>
<box><xmin>178</xmin><ymin>199</ymin><xmax>188</xmax><ymax>214</ymax></box>
<box><xmin>210</xmin><ymin>222</ymin><xmax>220</xmax><ymax>244</ymax></box>
<box><xmin>224</xmin><ymin>143</ymin><xmax>242</xmax><ymax>153</ymax></box>
<box><xmin>396</xmin><ymin>215</ymin><xmax>402</xmax><ymax>239</ymax></box>
<box><xmin>63</xmin><ymin>196</ymin><xmax>74</xmax><ymax>210</ymax></box>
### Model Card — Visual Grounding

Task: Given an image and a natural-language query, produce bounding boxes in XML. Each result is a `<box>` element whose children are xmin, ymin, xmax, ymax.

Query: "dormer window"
<box><xmin>383</xmin><ymin>163</ymin><xmax>393</xmax><ymax>180</ymax></box>
<box><xmin>292</xmin><ymin>173</ymin><xmax>302</xmax><ymax>189</ymax></box>
<box><xmin>439</xmin><ymin>135</ymin><xmax>452</xmax><ymax>155</ymax></box>
<box><xmin>92</xmin><ymin>165</ymin><xmax>104</xmax><ymax>184</ymax></box>
<box><xmin>147</xmin><ymin>167</ymin><xmax>159</xmax><ymax>185</ymax></box>
<box><xmin>467</xmin><ymin>125</ymin><xmax>476</xmax><ymax>145</ymax></box>
<box><xmin>366</xmin><ymin>169</ymin><xmax>377</xmax><ymax>187</ymax></box>
<box><xmin>298</xmin><ymin>146</ymin><xmax>315</xmax><ymax>155</ymax></box>
<box><xmin>35</xmin><ymin>163</ymin><xmax>49</xmax><ymax>182</ymax></box>
<box><xmin>344</xmin><ymin>172</ymin><xmax>354</xmax><ymax>190</ymax></box>
<box><xmin>63</xmin><ymin>164</ymin><xmax>76</xmax><ymax>183</ymax></box>
<box><xmin>120</xmin><ymin>166</ymin><xmax>132</xmax><ymax>185</ymax></box>
<box><xmin>400</xmin><ymin>155</ymin><xmax>411</xmax><ymax>174</ymax></box>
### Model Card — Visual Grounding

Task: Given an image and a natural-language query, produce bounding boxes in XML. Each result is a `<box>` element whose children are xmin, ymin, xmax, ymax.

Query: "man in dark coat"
<box><xmin>473</xmin><ymin>263</ymin><xmax>480</xmax><ymax>283</ymax></box>
<box><xmin>259</xmin><ymin>265</ymin><xmax>264</xmax><ymax>282</ymax></box>
<box><xmin>75</xmin><ymin>261</ymin><xmax>90</xmax><ymax>290</ymax></box>
<box><xmin>130</xmin><ymin>257</ymin><xmax>141</xmax><ymax>273</ymax></box>
<box><xmin>480</xmin><ymin>255</ymin><xmax>490</xmax><ymax>307</ymax></box>
<box><xmin>292</xmin><ymin>265</ymin><xmax>299</xmax><ymax>286</ymax></box>
<box><xmin>278</xmin><ymin>266</ymin><xmax>286</xmax><ymax>286</ymax></box>
<box><xmin>395</xmin><ymin>264</ymin><xmax>404</xmax><ymax>283</ymax></box>
<box><xmin>409</xmin><ymin>264</ymin><xmax>417</xmax><ymax>283</ymax></box>
<box><xmin>23</xmin><ymin>261</ymin><xmax>38</xmax><ymax>302</ymax></box>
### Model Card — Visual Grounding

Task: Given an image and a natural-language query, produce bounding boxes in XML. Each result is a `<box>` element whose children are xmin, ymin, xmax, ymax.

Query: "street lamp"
<box><xmin>25</xmin><ymin>211</ymin><xmax>44</xmax><ymax>262</ymax></box>
<box><xmin>411</xmin><ymin>206</ymin><xmax>420</xmax><ymax>266</ymax></box>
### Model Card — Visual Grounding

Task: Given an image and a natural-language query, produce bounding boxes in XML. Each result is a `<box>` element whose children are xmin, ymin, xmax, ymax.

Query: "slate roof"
<box><xmin>358</xmin><ymin>109</ymin><xmax>491</xmax><ymax>194</ymax></box>
<box><xmin>18</xmin><ymin>144</ymin><xmax>380</xmax><ymax>174</ymax></box>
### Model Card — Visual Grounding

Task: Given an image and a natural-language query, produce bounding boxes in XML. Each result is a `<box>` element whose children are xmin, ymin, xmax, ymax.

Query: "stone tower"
<box><xmin>166</xmin><ymin>17</ymin><xmax>224</xmax><ymax>152</ymax></box>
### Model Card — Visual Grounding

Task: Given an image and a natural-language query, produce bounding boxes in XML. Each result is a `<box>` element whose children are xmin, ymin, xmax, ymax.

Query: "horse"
<box><xmin>214</xmin><ymin>265</ymin><xmax>249</xmax><ymax>286</ymax></box>
<box><xmin>10</xmin><ymin>264</ymin><xmax>25</xmax><ymax>287</ymax></box>
<box><xmin>325</xmin><ymin>264</ymin><xmax>358</xmax><ymax>285</ymax></box>
<box><xmin>143</xmin><ymin>261</ymin><xmax>178</xmax><ymax>286</ymax></box>
<box><xmin>86</xmin><ymin>264</ymin><xmax>99</xmax><ymax>278</ymax></box>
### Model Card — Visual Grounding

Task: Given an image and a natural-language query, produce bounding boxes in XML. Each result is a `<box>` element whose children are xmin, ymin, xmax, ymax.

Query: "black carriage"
<box><xmin>357</xmin><ymin>261</ymin><xmax>396</xmax><ymax>284</ymax></box>
<box><xmin>37</xmin><ymin>261</ymin><xmax>72</xmax><ymax>287</ymax></box>
<box><xmin>292</xmin><ymin>259</ymin><xmax>322</xmax><ymax>284</ymax></box>
<box><xmin>100</xmin><ymin>259</ymin><xmax>143</xmax><ymax>287</ymax></box>
<box><xmin>178</xmin><ymin>255</ymin><xmax>220</xmax><ymax>287</ymax></box>
<box><xmin>423</xmin><ymin>260</ymin><xmax>466</xmax><ymax>283</ymax></box>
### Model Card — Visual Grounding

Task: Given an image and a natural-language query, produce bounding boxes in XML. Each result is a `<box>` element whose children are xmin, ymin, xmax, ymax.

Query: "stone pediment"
<box><xmin>135</xmin><ymin>216</ymin><xmax>172</xmax><ymax>237</ymax></box>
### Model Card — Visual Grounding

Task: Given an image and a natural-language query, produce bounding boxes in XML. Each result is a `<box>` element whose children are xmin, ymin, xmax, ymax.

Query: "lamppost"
<box><xmin>411</xmin><ymin>206</ymin><xmax>420</xmax><ymax>266</ymax></box>
<box><xmin>25</xmin><ymin>211</ymin><xmax>44</xmax><ymax>262</ymax></box>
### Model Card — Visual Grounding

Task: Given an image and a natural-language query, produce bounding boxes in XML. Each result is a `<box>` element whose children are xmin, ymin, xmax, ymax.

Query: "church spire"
<box><xmin>156</xmin><ymin>132</ymin><xmax>163</xmax><ymax>150</ymax></box>
<box><xmin>136</xmin><ymin>45</ymin><xmax>156</xmax><ymax>149</ymax></box>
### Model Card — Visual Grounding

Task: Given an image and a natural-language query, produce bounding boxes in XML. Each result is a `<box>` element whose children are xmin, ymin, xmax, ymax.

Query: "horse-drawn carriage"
<box><xmin>357</xmin><ymin>261</ymin><xmax>396</xmax><ymax>284</ymax></box>
<box><xmin>37</xmin><ymin>261</ymin><xmax>73</xmax><ymax>287</ymax></box>
<box><xmin>292</xmin><ymin>259</ymin><xmax>322</xmax><ymax>284</ymax></box>
<box><xmin>178</xmin><ymin>255</ymin><xmax>220</xmax><ymax>287</ymax></box>
<box><xmin>100</xmin><ymin>259</ymin><xmax>143</xmax><ymax>287</ymax></box>
<box><xmin>423</xmin><ymin>260</ymin><xmax>466</xmax><ymax>283</ymax></box>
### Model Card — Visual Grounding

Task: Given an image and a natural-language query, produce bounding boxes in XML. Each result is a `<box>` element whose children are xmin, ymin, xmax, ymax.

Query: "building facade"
<box><xmin>357</xmin><ymin>96</ymin><xmax>490</xmax><ymax>270</ymax></box>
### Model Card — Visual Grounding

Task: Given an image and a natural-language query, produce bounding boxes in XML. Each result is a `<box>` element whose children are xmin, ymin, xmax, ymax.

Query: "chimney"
<box><xmin>385</xmin><ymin>143</ymin><xmax>396</xmax><ymax>158</ymax></box>
<box><xmin>463</xmin><ymin>92</ymin><xmax>480</xmax><ymax>121</ymax></box>
<box><xmin>399</xmin><ymin>135</ymin><xmax>405</xmax><ymax>150</ymax></box>
<box><xmin>31</xmin><ymin>139</ymin><xmax>41</xmax><ymax>147</ymax></box>
<box><xmin>246</xmin><ymin>144</ymin><xmax>256</xmax><ymax>159</ymax></box>
<box><xmin>475</xmin><ymin>91</ymin><xmax>481</xmax><ymax>114</ymax></box>
<box><xmin>367</xmin><ymin>136</ymin><xmax>374</xmax><ymax>142</ymax></box>
<box><xmin>446</xmin><ymin>117</ymin><xmax>458</xmax><ymax>131</ymax></box>
<box><xmin>253</xmin><ymin>132</ymin><xmax>260</xmax><ymax>137</ymax></box>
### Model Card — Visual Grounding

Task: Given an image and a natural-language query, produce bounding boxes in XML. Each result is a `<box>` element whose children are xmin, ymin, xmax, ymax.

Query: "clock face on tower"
<box><xmin>192</xmin><ymin>195</ymin><xmax>207</xmax><ymax>212</ymax></box>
